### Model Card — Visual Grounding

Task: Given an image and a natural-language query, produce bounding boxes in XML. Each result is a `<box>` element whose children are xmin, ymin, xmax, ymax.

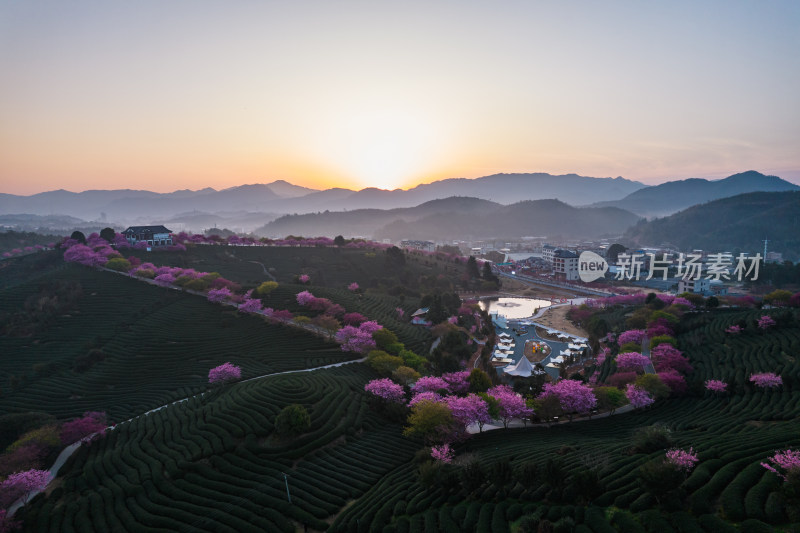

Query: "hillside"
<box><xmin>257</xmin><ymin>197</ymin><xmax>641</xmax><ymax>240</ymax></box>
<box><xmin>594</xmin><ymin>171</ymin><xmax>799</xmax><ymax>216</ymax></box>
<box><xmin>623</xmin><ymin>190</ymin><xmax>800</xmax><ymax>259</ymax></box>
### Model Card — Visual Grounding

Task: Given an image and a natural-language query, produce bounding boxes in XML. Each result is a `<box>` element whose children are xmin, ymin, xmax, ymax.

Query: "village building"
<box><xmin>122</xmin><ymin>225</ymin><xmax>173</xmax><ymax>247</ymax></box>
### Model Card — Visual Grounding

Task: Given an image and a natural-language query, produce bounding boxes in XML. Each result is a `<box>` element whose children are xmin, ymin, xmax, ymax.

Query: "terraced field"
<box><xmin>329</xmin><ymin>308</ymin><xmax>800</xmax><ymax>531</ymax></box>
<box><xmin>127</xmin><ymin>244</ymin><xmax>462</xmax><ymax>293</ymax></box>
<box><xmin>0</xmin><ymin>264</ymin><xmax>355</xmax><ymax>421</ymax></box>
<box><xmin>19</xmin><ymin>365</ymin><xmax>418</xmax><ymax>532</ymax></box>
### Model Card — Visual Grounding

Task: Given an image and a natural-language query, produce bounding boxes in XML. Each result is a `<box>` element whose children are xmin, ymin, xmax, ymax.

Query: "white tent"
<box><xmin>504</xmin><ymin>355</ymin><xmax>538</xmax><ymax>377</ymax></box>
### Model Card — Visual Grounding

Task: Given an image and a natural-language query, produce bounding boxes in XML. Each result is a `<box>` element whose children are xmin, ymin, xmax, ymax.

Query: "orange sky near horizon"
<box><xmin>1</xmin><ymin>1</ymin><xmax>799</xmax><ymax>195</ymax></box>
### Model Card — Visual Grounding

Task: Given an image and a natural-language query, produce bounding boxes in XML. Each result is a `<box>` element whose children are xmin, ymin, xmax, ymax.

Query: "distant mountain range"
<box><xmin>593</xmin><ymin>171</ymin><xmax>799</xmax><ymax>216</ymax></box>
<box><xmin>0</xmin><ymin>173</ymin><xmax>644</xmax><ymax>224</ymax></box>
<box><xmin>623</xmin><ymin>191</ymin><xmax>800</xmax><ymax>260</ymax></box>
<box><xmin>256</xmin><ymin>196</ymin><xmax>642</xmax><ymax>241</ymax></box>
<box><xmin>0</xmin><ymin>171</ymin><xmax>795</xmax><ymax>239</ymax></box>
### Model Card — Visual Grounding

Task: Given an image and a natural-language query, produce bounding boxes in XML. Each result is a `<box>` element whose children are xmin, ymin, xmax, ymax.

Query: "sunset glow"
<box><xmin>1</xmin><ymin>1</ymin><xmax>799</xmax><ymax>194</ymax></box>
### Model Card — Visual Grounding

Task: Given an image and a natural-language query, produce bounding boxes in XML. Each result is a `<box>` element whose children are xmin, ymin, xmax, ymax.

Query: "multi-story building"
<box><xmin>552</xmin><ymin>249</ymin><xmax>579</xmax><ymax>281</ymax></box>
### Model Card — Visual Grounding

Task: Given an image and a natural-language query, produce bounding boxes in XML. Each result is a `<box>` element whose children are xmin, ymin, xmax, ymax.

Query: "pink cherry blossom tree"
<box><xmin>651</xmin><ymin>344</ymin><xmax>693</xmax><ymax>374</ymax></box>
<box><xmin>208</xmin><ymin>362</ymin><xmax>242</xmax><ymax>384</ymax></box>
<box><xmin>365</xmin><ymin>378</ymin><xmax>406</xmax><ymax>404</ymax></box>
<box><xmin>758</xmin><ymin>315</ymin><xmax>776</xmax><ymax>330</ymax></box>
<box><xmin>615</xmin><ymin>352</ymin><xmax>651</xmax><ymax>371</ymax></box>
<box><xmin>705</xmin><ymin>379</ymin><xmax>727</xmax><ymax>393</ymax></box>
<box><xmin>618</xmin><ymin>329</ymin><xmax>646</xmax><ymax>346</ymax></box>
<box><xmin>725</xmin><ymin>325</ymin><xmax>743</xmax><ymax>334</ymax></box>
<box><xmin>665</xmin><ymin>447</ymin><xmax>698</xmax><ymax>473</ymax></box>
<box><xmin>207</xmin><ymin>287</ymin><xmax>232</xmax><ymax>303</ymax></box>
<box><xmin>409</xmin><ymin>391</ymin><xmax>442</xmax><ymax>406</ymax></box>
<box><xmin>658</xmin><ymin>370</ymin><xmax>687</xmax><ymax>395</ymax></box>
<box><xmin>298</xmin><ymin>274</ymin><xmax>310</xmax><ymax>284</ymax></box>
<box><xmin>335</xmin><ymin>325</ymin><xmax>376</xmax><ymax>353</ymax></box>
<box><xmin>412</xmin><ymin>376</ymin><xmax>451</xmax><ymax>394</ymax></box>
<box><xmin>296</xmin><ymin>290</ymin><xmax>315</xmax><ymax>306</ymax></box>
<box><xmin>60</xmin><ymin>411</ymin><xmax>107</xmax><ymax>445</ymax></box>
<box><xmin>348</xmin><ymin>282</ymin><xmax>359</xmax><ymax>292</ymax></box>
<box><xmin>626</xmin><ymin>384</ymin><xmax>654</xmax><ymax>409</ymax></box>
<box><xmin>0</xmin><ymin>469</ymin><xmax>51</xmax><ymax>504</ymax></box>
<box><xmin>238</xmin><ymin>298</ymin><xmax>263</xmax><ymax>314</ymax></box>
<box><xmin>342</xmin><ymin>312</ymin><xmax>367</xmax><ymax>326</ymax></box>
<box><xmin>761</xmin><ymin>449</ymin><xmax>800</xmax><ymax>481</ymax></box>
<box><xmin>538</xmin><ymin>379</ymin><xmax>597</xmax><ymax>421</ymax></box>
<box><xmin>750</xmin><ymin>372</ymin><xmax>782</xmax><ymax>389</ymax></box>
<box><xmin>488</xmin><ymin>385</ymin><xmax>533</xmax><ymax>428</ymax></box>
<box><xmin>441</xmin><ymin>371</ymin><xmax>471</xmax><ymax>394</ymax></box>
<box><xmin>444</xmin><ymin>394</ymin><xmax>492</xmax><ymax>432</ymax></box>
<box><xmin>431</xmin><ymin>443</ymin><xmax>454</xmax><ymax>464</ymax></box>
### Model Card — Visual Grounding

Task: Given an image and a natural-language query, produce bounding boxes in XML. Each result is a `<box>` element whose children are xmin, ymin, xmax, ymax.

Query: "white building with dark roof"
<box><xmin>122</xmin><ymin>226</ymin><xmax>173</xmax><ymax>247</ymax></box>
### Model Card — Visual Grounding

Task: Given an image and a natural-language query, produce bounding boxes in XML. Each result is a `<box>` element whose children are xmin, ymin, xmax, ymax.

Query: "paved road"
<box><xmin>467</xmin><ymin>403</ymin><xmax>636</xmax><ymax>433</ymax></box>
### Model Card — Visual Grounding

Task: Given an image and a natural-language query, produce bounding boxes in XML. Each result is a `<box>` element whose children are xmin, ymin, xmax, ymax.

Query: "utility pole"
<box><xmin>763</xmin><ymin>238</ymin><xmax>768</xmax><ymax>260</ymax></box>
<box><xmin>282</xmin><ymin>472</ymin><xmax>291</xmax><ymax>504</ymax></box>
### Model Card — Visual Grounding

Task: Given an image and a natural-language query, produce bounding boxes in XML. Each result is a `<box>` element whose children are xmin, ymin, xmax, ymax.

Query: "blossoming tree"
<box><xmin>750</xmin><ymin>372</ymin><xmax>783</xmax><ymax>389</ymax></box>
<box><xmin>364</xmin><ymin>378</ymin><xmax>406</xmax><ymax>404</ymax></box>
<box><xmin>537</xmin><ymin>379</ymin><xmax>597</xmax><ymax>421</ymax></box>
<box><xmin>208</xmin><ymin>362</ymin><xmax>242</xmax><ymax>385</ymax></box>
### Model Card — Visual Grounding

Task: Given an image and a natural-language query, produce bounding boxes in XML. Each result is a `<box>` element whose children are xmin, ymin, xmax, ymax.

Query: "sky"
<box><xmin>1</xmin><ymin>0</ymin><xmax>799</xmax><ymax>195</ymax></box>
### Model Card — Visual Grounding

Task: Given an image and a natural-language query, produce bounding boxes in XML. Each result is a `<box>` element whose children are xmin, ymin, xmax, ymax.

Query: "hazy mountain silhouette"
<box><xmin>623</xmin><ymin>190</ymin><xmax>800</xmax><ymax>259</ymax></box>
<box><xmin>0</xmin><ymin>173</ymin><xmax>643</xmax><ymax>222</ymax></box>
<box><xmin>593</xmin><ymin>171</ymin><xmax>799</xmax><ymax>216</ymax></box>
<box><xmin>256</xmin><ymin>197</ymin><xmax>641</xmax><ymax>240</ymax></box>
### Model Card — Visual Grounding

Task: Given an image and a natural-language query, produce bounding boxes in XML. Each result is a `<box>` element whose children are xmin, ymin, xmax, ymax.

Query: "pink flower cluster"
<box><xmin>705</xmin><ymin>379</ymin><xmax>727</xmax><ymax>393</ymax></box>
<box><xmin>443</xmin><ymin>394</ymin><xmax>492</xmax><ymax>429</ymax></box>
<box><xmin>365</xmin><ymin>378</ymin><xmax>406</xmax><ymax>404</ymax></box>
<box><xmin>442</xmin><ymin>371</ymin><xmax>471</xmax><ymax>394</ymax></box>
<box><xmin>615</xmin><ymin>352</ymin><xmax>651</xmax><ymax>371</ymax></box>
<box><xmin>626</xmin><ymin>384</ymin><xmax>654</xmax><ymax>408</ymax></box>
<box><xmin>208</xmin><ymin>362</ymin><xmax>242</xmax><ymax>384</ymax></box>
<box><xmin>430</xmin><ymin>444</ymin><xmax>454</xmax><ymax>464</ymax></box>
<box><xmin>413</xmin><ymin>376</ymin><xmax>450</xmax><ymax>394</ymax></box>
<box><xmin>758</xmin><ymin>315</ymin><xmax>776</xmax><ymax>330</ymax></box>
<box><xmin>538</xmin><ymin>380</ymin><xmax>597</xmax><ymax>416</ymax></box>
<box><xmin>348</xmin><ymin>282</ymin><xmax>359</xmax><ymax>291</ymax></box>
<box><xmin>207</xmin><ymin>287</ymin><xmax>233</xmax><ymax>303</ymax></box>
<box><xmin>651</xmin><ymin>344</ymin><xmax>693</xmax><ymax>374</ymax></box>
<box><xmin>725</xmin><ymin>325</ymin><xmax>743</xmax><ymax>334</ymax></box>
<box><xmin>409</xmin><ymin>391</ymin><xmax>442</xmax><ymax>406</ymax></box>
<box><xmin>1</xmin><ymin>469</ymin><xmax>51</xmax><ymax>504</ymax></box>
<box><xmin>60</xmin><ymin>411</ymin><xmax>107</xmax><ymax>445</ymax></box>
<box><xmin>761</xmin><ymin>449</ymin><xmax>800</xmax><ymax>481</ymax></box>
<box><xmin>489</xmin><ymin>385</ymin><xmax>533</xmax><ymax>428</ymax></box>
<box><xmin>335</xmin><ymin>321</ymin><xmax>381</xmax><ymax>353</ymax></box>
<box><xmin>665</xmin><ymin>447</ymin><xmax>698</xmax><ymax>472</ymax></box>
<box><xmin>298</xmin><ymin>274</ymin><xmax>310</xmax><ymax>284</ymax></box>
<box><xmin>750</xmin><ymin>372</ymin><xmax>782</xmax><ymax>389</ymax></box>
<box><xmin>296</xmin><ymin>290</ymin><xmax>345</xmax><ymax>317</ymax></box>
<box><xmin>618</xmin><ymin>329</ymin><xmax>646</xmax><ymax>346</ymax></box>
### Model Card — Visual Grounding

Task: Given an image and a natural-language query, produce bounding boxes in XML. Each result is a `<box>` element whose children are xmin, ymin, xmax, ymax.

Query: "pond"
<box><xmin>479</xmin><ymin>297</ymin><xmax>552</xmax><ymax>319</ymax></box>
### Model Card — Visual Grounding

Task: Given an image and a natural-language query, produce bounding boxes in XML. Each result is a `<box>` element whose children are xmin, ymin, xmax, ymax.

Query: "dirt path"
<box><xmin>534</xmin><ymin>304</ymin><xmax>588</xmax><ymax>338</ymax></box>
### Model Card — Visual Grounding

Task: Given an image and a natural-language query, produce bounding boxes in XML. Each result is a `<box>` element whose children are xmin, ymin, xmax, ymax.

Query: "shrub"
<box><xmin>275</xmin><ymin>404</ymin><xmax>311</xmax><ymax>437</ymax></box>
<box><xmin>632</xmin><ymin>424</ymin><xmax>674</xmax><ymax>454</ymax></box>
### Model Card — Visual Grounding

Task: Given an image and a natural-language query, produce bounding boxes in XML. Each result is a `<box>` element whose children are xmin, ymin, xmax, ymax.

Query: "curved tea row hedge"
<box><xmin>19</xmin><ymin>364</ymin><xmax>418</xmax><ymax>532</ymax></box>
<box><xmin>330</xmin><ymin>309</ymin><xmax>800</xmax><ymax>531</ymax></box>
<box><xmin>0</xmin><ymin>265</ymin><xmax>355</xmax><ymax>421</ymax></box>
